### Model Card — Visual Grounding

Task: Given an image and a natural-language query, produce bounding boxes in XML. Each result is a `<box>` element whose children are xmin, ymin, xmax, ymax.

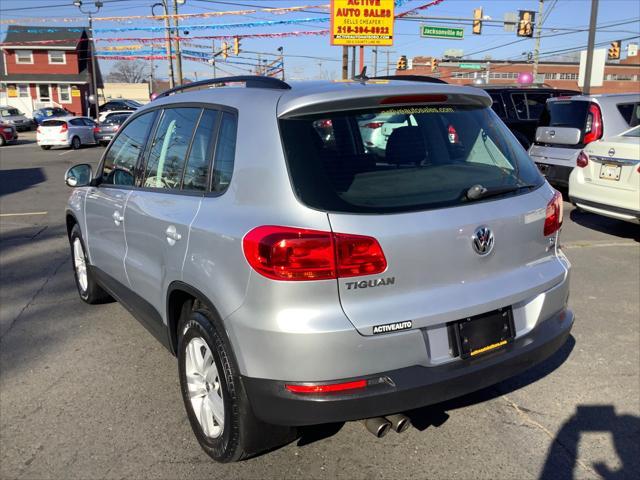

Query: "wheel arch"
<box><xmin>66</xmin><ymin>211</ymin><xmax>78</xmax><ymax>239</ymax></box>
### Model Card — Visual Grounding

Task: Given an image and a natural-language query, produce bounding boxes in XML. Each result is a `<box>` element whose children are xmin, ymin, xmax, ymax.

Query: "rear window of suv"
<box><xmin>538</xmin><ymin>100</ymin><xmax>589</xmax><ymax>130</ymax></box>
<box><xmin>280</xmin><ymin>104</ymin><xmax>543</xmax><ymax>214</ymax></box>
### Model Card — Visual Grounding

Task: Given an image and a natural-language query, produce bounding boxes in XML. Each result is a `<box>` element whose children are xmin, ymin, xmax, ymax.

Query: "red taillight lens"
<box><xmin>583</xmin><ymin>103</ymin><xmax>602</xmax><ymax>144</ymax></box>
<box><xmin>242</xmin><ymin>226</ymin><xmax>387</xmax><ymax>281</ymax></box>
<box><xmin>93</xmin><ymin>126</ymin><xmax>100</xmax><ymax>134</ymax></box>
<box><xmin>576</xmin><ymin>150</ymin><xmax>589</xmax><ymax>168</ymax></box>
<box><xmin>448</xmin><ymin>124</ymin><xmax>458</xmax><ymax>143</ymax></box>
<box><xmin>60</xmin><ymin>123</ymin><xmax>68</xmax><ymax>133</ymax></box>
<box><xmin>544</xmin><ymin>191</ymin><xmax>564</xmax><ymax>236</ymax></box>
<box><xmin>363</xmin><ymin>122</ymin><xmax>384</xmax><ymax>129</ymax></box>
<box><xmin>285</xmin><ymin>379</ymin><xmax>367</xmax><ymax>394</ymax></box>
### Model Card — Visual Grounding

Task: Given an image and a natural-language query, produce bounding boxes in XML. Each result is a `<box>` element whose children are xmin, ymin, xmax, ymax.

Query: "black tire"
<box><xmin>178</xmin><ymin>307</ymin><xmax>295</xmax><ymax>462</ymax></box>
<box><xmin>0</xmin><ymin>136</ymin><xmax>5</xmax><ymax>147</ymax></box>
<box><xmin>69</xmin><ymin>224</ymin><xmax>112</xmax><ymax>304</ymax></box>
<box><xmin>71</xmin><ymin>136</ymin><xmax>81</xmax><ymax>150</ymax></box>
<box><xmin>40</xmin><ymin>145</ymin><xmax>51</xmax><ymax>150</ymax></box>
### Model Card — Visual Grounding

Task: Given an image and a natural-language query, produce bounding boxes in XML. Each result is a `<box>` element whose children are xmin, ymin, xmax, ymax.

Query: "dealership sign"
<box><xmin>330</xmin><ymin>0</ymin><xmax>394</xmax><ymax>46</ymax></box>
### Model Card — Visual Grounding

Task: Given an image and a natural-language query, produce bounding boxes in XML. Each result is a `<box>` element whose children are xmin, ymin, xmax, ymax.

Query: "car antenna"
<box><xmin>354</xmin><ymin>66</ymin><xmax>369</xmax><ymax>84</ymax></box>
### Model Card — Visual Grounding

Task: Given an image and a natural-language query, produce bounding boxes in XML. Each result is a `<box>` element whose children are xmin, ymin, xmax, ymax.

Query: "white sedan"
<box><xmin>37</xmin><ymin>116</ymin><xmax>99</xmax><ymax>150</ymax></box>
<box><xmin>569</xmin><ymin>125</ymin><xmax>640</xmax><ymax>224</ymax></box>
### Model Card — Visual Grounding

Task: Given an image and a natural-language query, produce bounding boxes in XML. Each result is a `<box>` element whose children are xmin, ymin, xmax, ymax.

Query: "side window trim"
<box><xmin>135</xmin><ymin>109</ymin><xmax>165</xmax><ymax>188</ymax></box>
<box><xmin>209</xmin><ymin>110</ymin><xmax>238</xmax><ymax>194</ymax></box>
<box><xmin>179</xmin><ymin>108</ymin><xmax>205</xmax><ymax>190</ymax></box>
<box><xmin>206</xmin><ymin>110</ymin><xmax>224</xmax><ymax>192</ymax></box>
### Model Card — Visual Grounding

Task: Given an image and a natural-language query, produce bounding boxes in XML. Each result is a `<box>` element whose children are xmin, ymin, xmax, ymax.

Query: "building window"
<box><xmin>48</xmin><ymin>51</ymin><xmax>66</xmax><ymax>64</ymax></box>
<box><xmin>15</xmin><ymin>50</ymin><xmax>33</xmax><ymax>64</ymax></box>
<box><xmin>58</xmin><ymin>84</ymin><xmax>72</xmax><ymax>103</ymax></box>
<box><xmin>17</xmin><ymin>84</ymin><xmax>30</xmax><ymax>98</ymax></box>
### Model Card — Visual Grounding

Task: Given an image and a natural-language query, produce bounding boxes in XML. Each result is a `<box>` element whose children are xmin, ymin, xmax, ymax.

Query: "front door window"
<box><xmin>38</xmin><ymin>84</ymin><xmax>51</xmax><ymax>102</ymax></box>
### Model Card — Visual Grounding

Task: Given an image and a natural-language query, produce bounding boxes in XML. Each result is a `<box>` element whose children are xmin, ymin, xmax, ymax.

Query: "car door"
<box><xmin>84</xmin><ymin>111</ymin><xmax>156</xmax><ymax>287</ymax></box>
<box><xmin>82</xmin><ymin>117</ymin><xmax>97</xmax><ymax>144</ymax></box>
<box><xmin>68</xmin><ymin>118</ymin><xmax>84</xmax><ymax>143</ymax></box>
<box><xmin>123</xmin><ymin>107</ymin><xmax>214</xmax><ymax>330</ymax></box>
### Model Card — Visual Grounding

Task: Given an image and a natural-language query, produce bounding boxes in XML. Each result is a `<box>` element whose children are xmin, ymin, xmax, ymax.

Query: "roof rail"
<box><xmin>155</xmin><ymin>75</ymin><xmax>291</xmax><ymax>99</ymax></box>
<box><xmin>371</xmin><ymin>75</ymin><xmax>447</xmax><ymax>84</ymax></box>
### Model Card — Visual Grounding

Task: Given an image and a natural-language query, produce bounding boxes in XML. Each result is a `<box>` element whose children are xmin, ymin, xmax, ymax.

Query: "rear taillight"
<box><xmin>363</xmin><ymin>122</ymin><xmax>384</xmax><ymax>129</ymax></box>
<box><xmin>576</xmin><ymin>150</ymin><xmax>589</xmax><ymax>168</ymax></box>
<box><xmin>60</xmin><ymin>123</ymin><xmax>68</xmax><ymax>133</ymax></box>
<box><xmin>242</xmin><ymin>226</ymin><xmax>387</xmax><ymax>281</ymax></box>
<box><xmin>448</xmin><ymin>124</ymin><xmax>458</xmax><ymax>144</ymax></box>
<box><xmin>583</xmin><ymin>103</ymin><xmax>602</xmax><ymax>144</ymax></box>
<box><xmin>544</xmin><ymin>191</ymin><xmax>563</xmax><ymax>236</ymax></box>
<box><xmin>93</xmin><ymin>126</ymin><xmax>100</xmax><ymax>134</ymax></box>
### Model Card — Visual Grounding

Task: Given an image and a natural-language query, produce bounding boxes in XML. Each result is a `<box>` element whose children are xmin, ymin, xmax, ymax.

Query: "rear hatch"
<box><xmin>279</xmin><ymin>87</ymin><xmax>564</xmax><ymax>334</ymax></box>
<box><xmin>39</xmin><ymin>119</ymin><xmax>67</xmax><ymax>139</ymax></box>
<box><xmin>583</xmin><ymin>131</ymin><xmax>640</xmax><ymax>193</ymax></box>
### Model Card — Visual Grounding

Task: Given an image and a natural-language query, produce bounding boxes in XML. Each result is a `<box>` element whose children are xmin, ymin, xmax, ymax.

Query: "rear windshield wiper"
<box><xmin>465</xmin><ymin>183</ymin><xmax>537</xmax><ymax>201</ymax></box>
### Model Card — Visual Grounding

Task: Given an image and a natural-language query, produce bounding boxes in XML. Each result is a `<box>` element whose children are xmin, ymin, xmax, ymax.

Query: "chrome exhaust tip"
<box><xmin>385</xmin><ymin>414</ymin><xmax>411</xmax><ymax>433</ymax></box>
<box><xmin>362</xmin><ymin>417</ymin><xmax>392</xmax><ymax>438</ymax></box>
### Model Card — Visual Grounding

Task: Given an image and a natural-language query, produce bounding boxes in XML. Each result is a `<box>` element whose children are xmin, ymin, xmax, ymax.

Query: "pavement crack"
<box><xmin>0</xmin><ymin>254</ymin><xmax>68</xmax><ymax>341</ymax></box>
<box><xmin>501</xmin><ymin>394</ymin><xmax>596</xmax><ymax>476</ymax></box>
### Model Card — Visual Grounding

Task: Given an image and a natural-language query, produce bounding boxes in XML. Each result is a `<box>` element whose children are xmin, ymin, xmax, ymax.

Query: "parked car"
<box><xmin>32</xmin><ymin>107</ymin><xmax>72</xmax><ymax>126</ymax></box>
<box><xmin>478</xmin><ymin>85</ymin><xmax>580</xmax><ymax>150</ymax></box>
<box><xmin>95</xmin><ymin>112</ymin><xmax>131</xmax><ymax>146</ymax></box>
<box><xmin>98</xmin><ymin>109</ymin><xmax>134</xmax><ymax>123</ymax></box>
<box><xmin>64</xmin><ymin>76</ymin><xmax>573</xmax><ymax>462</ymax></box>
<box><xmin>0</xmin><ymin>106</ymin><xmax>34</xmax><ymax>131</ymax></box>
<box><xmin>0</xmin><ymin>121</ymin><xmax>18</xmax><ymax>146</ymax></box>
<box><xmin>357</xmin><ymin>112</ymin><xmax>409</xmax><ymax>158</ymax></box>
<box><xmin>99</xmin><ymin>99</ymin><xmax>142</xmax><ymax>114</ymax></box>
<box><xmin>569</xmin><ymin>125</ymin><xmax>640</xmax><ymax>223</ymax></box>
<box><xmin>529</xmin><ymin>93</ymin><xmax>640</xmax><ymax>187</ymax></box>
<box><xmin>37</xmin><ymin>116</ymin><xmax>98</xmax><ymax>150</ymax></box>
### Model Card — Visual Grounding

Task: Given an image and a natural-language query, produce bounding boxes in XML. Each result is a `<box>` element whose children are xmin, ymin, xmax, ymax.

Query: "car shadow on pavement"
<box><xmin>539</xmin><ymin>405</ymin><xmax>640</xmax><ymax>480</ymax></box>
<box><xmin>0</xmin><ymin>167</ymin><xmax>46</xmax><ymax>197</ymax></box>
<box><xmin>569</xmin><ymin>209</ymin><xmax>640</xmax><ymax>242</ymax></box>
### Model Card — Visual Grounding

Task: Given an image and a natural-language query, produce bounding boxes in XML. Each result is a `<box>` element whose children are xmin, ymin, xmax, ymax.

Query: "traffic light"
<box><xmin>233</xmin><ymin>37</ymin><xmax>241</xmax><ymax>56</ymax></box>
<box><xmin>221</xmin><ymin>41</ymin><xmax>229</xmax><ymax>60</ymax></box>
<box><xmin>396</xmin><ymin>55</ymin><xmax>407</xmax><ymax>70</ymax></box>
<box><xmin>431</xmin><ymin>57</ymin><xmax>438</xmax><ymax>72</ymax></box>
<box><xmin>517</xmin><ymin>10</ymin><xmax>535</xmax><ymax>37</ymax></box>
<box><xmin>472</xmin><ymin>8</ymin><xmax>483</xmax><ymax>35</ymax></box>
<box><xmin>608</xmin><ymin>40</ymin><xmax>621</xmax><ymax>60</ymax></box>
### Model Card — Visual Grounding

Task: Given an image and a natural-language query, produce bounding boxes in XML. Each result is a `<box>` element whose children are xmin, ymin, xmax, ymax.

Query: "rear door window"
<box><xmin>617</xmin><ymin>103</ymin><xmax>640</xmax><ymax>127</ymax></box>
<box><xmin>143</xmin><ymin>108</ymin><xmax>201</xmax><ymax>190</ymax></box>
<box><xmin>211</xmin><ymin>111</ymin><xmax>237</xmax><ymax>193</ymax></box>
<box><xmin>182</xmin><ymin>109</ymin><xmax>217</xmax><ymax>191</ymax></box>
<box><xmin>489</xmin><ymin>93</ymin><xmax>505</xmax><ymax>118</ymax></box>
<box><xmin>69</xmin><ymin>118</ymin><xmax>84</xmax><ymax>127</ymax></box>
<box><xmin>279</xmin><ymin>104</ymin><xmax>543</xmax><ymax>214</ymax></box>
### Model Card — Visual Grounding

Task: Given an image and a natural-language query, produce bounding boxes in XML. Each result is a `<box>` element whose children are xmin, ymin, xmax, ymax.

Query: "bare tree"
<box><xmin>106</xmin><ymin>60</ymin><xmax>148</xmax><ymax>83</ymax></box>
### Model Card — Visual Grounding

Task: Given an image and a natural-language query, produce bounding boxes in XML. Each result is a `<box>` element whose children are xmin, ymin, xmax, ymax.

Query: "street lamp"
<box><xmin>152</xmin><ymin>2</ymin><xmax>175</xmax><ymax>89</ymax></box>
<box><xmin>74</xmin><ymin>0</ymin><xmax>102</xmax><ymax>119</ymax></box>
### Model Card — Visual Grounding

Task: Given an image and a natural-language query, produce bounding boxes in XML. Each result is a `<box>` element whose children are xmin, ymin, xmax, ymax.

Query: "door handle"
<box><xmin>165</xmin><ymin>225</ymin><xmax>182</xmax><ymax>246</ymax></box>
<box><xmin>112</xmin><ymin>210</ymin><xmax>124</xmax><ymax>226</ymax></box>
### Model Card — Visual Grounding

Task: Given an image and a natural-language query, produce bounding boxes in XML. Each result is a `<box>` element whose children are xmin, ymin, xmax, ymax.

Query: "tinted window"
<box><xmin>69</xmin><ymin>118</ymin><xmax>84</xmax><ymax>126</ymax></box>
<box><xmin>538</xmin><ymin>101</ymin><xmax>589</xmax><ymax>130</ymax></box>
<box><xmin>101</xmin><ymin>111</ymin><xmax>155</xmax><ymax>186</ymax></box>
<box><xmin>1</xmin><ymin>108</ymin><xmax>21</xmax><ymax>116</ymax></box>
<box><xmin>82</xmin><ymin>118</ymin><xmax>96</xmax><ymax>127</ymax></box>
<box><xmin>211</xmin><ymin>112</ymin><xmax>237</xmax><ymax>193</ymax></box>
<box><xmin>617</xmin><ymin>103</ymin><xmax>640</xmax><ymax>127</ymax></box>
<box><xmin>525</xmin><ymin>93</ymin><xmax>552</xmax><ymax>120</ymax></box>
<box><xmin>42</xmin><ymin>120</ymin><xmax>66</xmax><ymax>127</ymax></box>
<box><xmin>511</xmin><ymin>93</ymin><xmax>528</xmax><ymax>120</ymax></box>
<box><xmin>280</xmin><ymin>105</ymin><xmax>543</xmax><ymax>214</ymax></box>
<box><xmin>489</xmin><ymin>94</ymin><xmax>505</xmax><ymax>118</ymax></box>
<box><xmin>104</xmin><ymin>114</ymin><xmax>130</xmax><ymax>125</ymax></box>
<box><xmin>143</xmin><ymin>108</ymin><xmax>200</xmax><ymax>189</ymax></box>
<box><xmin>183</xmin><ymin>110</ymin><xmax>216</xmax><ymax>191</ymax></box>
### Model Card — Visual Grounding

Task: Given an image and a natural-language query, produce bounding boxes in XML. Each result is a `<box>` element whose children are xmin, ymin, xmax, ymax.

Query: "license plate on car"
<box><xmin>103</xmin><ymin>136</ymin><xmax>112</xmax><ymax>140</ymax></box>
<box><xmin>599</xmin><ymin>163</ymin><xmax>621</xmax><ymax>181</ymax></box>
<box><xmin>449</xmin><ymin>307</ymin><xmax>515</xmax><ymax>359</ymax></box>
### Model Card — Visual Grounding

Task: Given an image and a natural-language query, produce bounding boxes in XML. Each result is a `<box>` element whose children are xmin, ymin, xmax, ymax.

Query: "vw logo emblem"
<box><xmin>472</xmin><ymin>226</ymin><xmax>494</xmax><ymax>256</ymax></box>
<box><xmin>608</xmin><ymin>148</ymin><xmax>615</xmax><ymax>157</ymax></box>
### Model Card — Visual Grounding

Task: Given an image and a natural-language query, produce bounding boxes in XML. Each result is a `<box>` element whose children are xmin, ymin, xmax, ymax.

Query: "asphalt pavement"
<box><xmin>1</xmin><ymin>133</ymin><xmax>639</xmax><ymax>479</ymax></box>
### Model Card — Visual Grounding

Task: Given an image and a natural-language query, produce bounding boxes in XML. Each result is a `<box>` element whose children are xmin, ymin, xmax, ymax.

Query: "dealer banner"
<box><xmin>330</xmin><ymin>0</ymin><xmax>394</xmax><ymax>46</ymax></box>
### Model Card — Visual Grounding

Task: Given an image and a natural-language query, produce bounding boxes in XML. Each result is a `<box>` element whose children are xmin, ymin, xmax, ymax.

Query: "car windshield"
<box><xmin>280</xmin><ymin>104</ymin><xmax>543</xmax><ymax>214</ymax></box>
<box><xmin>1</xmin><ymin>108</ymin><xmax>22</xmax><ymax>116</ymax></box>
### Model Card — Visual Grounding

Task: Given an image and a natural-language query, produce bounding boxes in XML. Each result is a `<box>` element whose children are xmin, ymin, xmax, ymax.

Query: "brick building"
<box><xmin>401</xmin><ymin>55</ymin><xmax>640</xmax><ymax>94</ymax></box>
<box><xmin>0</xmin><ymin>25</ymin><xmax>103</xmax><ymax>117</ymax></box>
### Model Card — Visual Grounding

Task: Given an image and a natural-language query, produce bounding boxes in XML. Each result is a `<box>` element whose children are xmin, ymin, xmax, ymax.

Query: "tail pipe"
<box><xmin>385</xmin><ymin>414</ymin><xmax>411</xmax><ymax>433</ymax></box>
<box><xmin>362</xmin><ymin>417</ymin><xmax>392</xmax><ymax>438</ymax></box>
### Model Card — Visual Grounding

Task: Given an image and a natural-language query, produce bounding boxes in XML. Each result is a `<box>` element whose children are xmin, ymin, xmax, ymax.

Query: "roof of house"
<box><xmin>1</xmin><ymin>25</ymin><xmax>88</xmax><ymax>48</ymax></box>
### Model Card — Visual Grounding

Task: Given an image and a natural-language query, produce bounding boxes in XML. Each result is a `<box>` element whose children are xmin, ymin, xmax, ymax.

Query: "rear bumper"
<box><xmin>535</xmin><ymin>162</ymin><xmax>573</xmax><ymax>187</ymax></box>
<box><xmin>570</xmin><ymin>196</ymin><xmax>640</xmax><ymax>223</ymax></box>
<box><xmin>242</xmin><ymin>308</ymin><xmax>574</xmax><ymax>426</ymax></box>
<box><xmin>37</xmin><ymin>138</ymin><xmax>71</xmax><ymax>147</ymax></box>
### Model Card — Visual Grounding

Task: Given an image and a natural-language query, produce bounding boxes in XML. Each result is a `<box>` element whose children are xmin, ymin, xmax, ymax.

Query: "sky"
<box><xmin>1</xmin><ymin>0</ymin><xmax>639</xmax><ymax>81</ymax></box>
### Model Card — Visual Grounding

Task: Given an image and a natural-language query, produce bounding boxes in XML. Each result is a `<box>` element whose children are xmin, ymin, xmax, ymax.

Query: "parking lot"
<box><xmin>1</xmin><ymin>134</ymin><xmax>638</xmax><ymax>479</ymax></box>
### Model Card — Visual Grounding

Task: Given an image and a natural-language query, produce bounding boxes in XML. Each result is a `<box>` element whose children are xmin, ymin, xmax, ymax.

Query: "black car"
<box><xmin>98</xmin><ymin>99</ymin><xmax>142</xmax><ymax>113</ymax></box>
<box><xmin>95</xmin><ymin>112</ymin><xmax>131</xmax><ymax>145</ymax></box>
<box><xmin>477</xmin><ymin>85</ymin><xmax>580</xmax><ymax>149</ymax></box>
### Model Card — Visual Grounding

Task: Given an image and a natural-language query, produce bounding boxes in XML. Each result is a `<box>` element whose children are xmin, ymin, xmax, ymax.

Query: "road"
<box><xmin>1</xmin><ymin>134</ymin><xmax>639</xmax><ymax>479</ymax></box>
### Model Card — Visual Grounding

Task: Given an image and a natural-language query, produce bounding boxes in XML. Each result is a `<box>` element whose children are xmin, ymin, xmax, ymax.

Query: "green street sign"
<box><xmin>459</xmin><ymin>63</ymin><xmax>483</xmax><ymax>70</ymax></box>
<box><xmin>420</xmin><ymin>25</ymin><xmax>464</xmax><ymax>40</ymax></box>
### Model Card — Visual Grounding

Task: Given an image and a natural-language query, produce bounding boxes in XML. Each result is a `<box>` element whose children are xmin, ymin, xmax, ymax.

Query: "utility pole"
<box><xmin>342</xmin><ymin>46</ymin><xmax>348</xmax><ymax>79</ymax></box>
<box><xmin>359</xmin><ymin>46</ymin><xmax>364</xmax><ymax>74</ymax></box>
<box><xmin>372</xmin><ymin>48</ymin><xmax>378</xmax><ymax>76</ymax></box>
<box><xmin>386</xmin><ymin>49</ymin><xmax>390</xmax><ymax>75</ymax></box>
<box><xmin>583</xmin><ymin>0</ymin><xmax>599</xmax><ymax>95</ymax></box>
<box><xmin>278</xmin><ymin>46</ymin><xmax>285</xmax><ymax>81</ymax></box>
<box><xmin>351</xmin><ymin>46</ymin><xmax>356</xmax><ymax>78</ymax></box>
<box><xmin>211</xmin><ymin>39</ymin><xmax>216</xmax><ymax>78</ymax></box>
<box><xmin>532</xmin><ymin>0</ymin><xmax>545</xmax><ymax>80</ymax></box>
<box><xmin>172</xmin><ymin>0</ymin><xmax>183</xmax><ymax>85</ymax></box>
<box><xmin>152</xmin><ymin>2</ymin><xmax>174</xmax><ymax>88</ymax></box>
<box><xmin>73</xmin><ymin>0</ymin><xmax>102</xmax><ymax>119</ymax></box>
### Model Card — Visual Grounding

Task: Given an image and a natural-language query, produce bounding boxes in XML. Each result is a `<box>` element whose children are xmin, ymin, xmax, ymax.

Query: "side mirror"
<box><xmin>65</xmin><ymin>164</ymin><xmax>93</xmax><ymax>188</ymax></box>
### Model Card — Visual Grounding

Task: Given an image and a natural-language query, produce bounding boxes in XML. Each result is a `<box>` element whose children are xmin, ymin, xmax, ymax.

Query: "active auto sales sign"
<box><xmin>330</xmin><ymin>0</ymin><xmax>395</xmax><ymax>46</ymax></box>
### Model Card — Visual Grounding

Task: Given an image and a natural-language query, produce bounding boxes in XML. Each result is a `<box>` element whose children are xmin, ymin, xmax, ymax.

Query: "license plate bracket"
<box><xmin>449</xmin><ymin>307</ymin><xmax>515</xmax><ymax>359</ymax></box>
<box><xmin>599</xmin><ymin>163</ymin><xmax>621</xmax><ymax>181</ymax></box>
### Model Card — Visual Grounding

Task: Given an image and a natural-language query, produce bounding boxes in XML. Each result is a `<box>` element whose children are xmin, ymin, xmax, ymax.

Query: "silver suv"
<box><xmin>64</xmin><ymin>76</ymin><xmax>573</xmax><ymax>462</ymax></box>
<box><xmin>529</xmin><ymin>93</ymin><xmax>640</xmax><ymax>187</ymax></box>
